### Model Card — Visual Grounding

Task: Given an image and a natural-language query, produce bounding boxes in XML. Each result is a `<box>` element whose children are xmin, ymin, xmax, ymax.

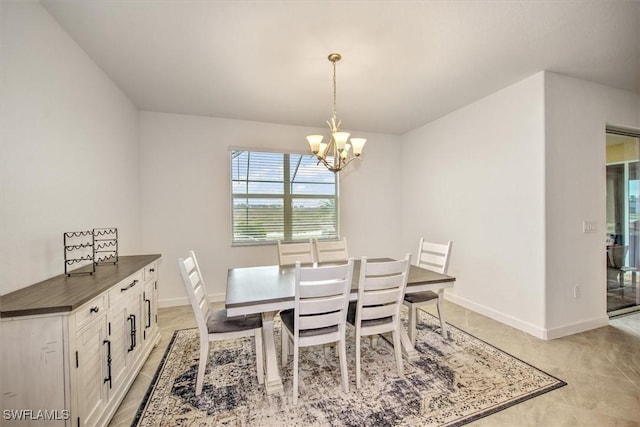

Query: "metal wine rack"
<box><xmin>94</xmin><ymin>228</ymin><xmax>118</xmax><ymax>265</ymax></box>
<box><xmin>64</xmin><ymin>231</ymin><xmax>95</xmax><ymax>276</ymax></box>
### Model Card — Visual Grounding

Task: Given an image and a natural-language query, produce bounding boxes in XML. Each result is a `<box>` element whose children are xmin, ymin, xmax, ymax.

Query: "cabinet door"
<box><xmin>107</xmin><ymin>304</ymin><xmax>129</xmax><ymax>394</ymax></box>
<box><xmin>124</xmin><ymin>286</ymin><xmax>142</xmax><ymax>365</ymax></box>
<box><xmin>109</xmin><ymin>278</ymin><xmax>143</xmax><ymax>394</ymax></box>
<box><xmin>76</xmin><ymin>316</ymin><xmax>108</xmax><ymax>427</ymax></box>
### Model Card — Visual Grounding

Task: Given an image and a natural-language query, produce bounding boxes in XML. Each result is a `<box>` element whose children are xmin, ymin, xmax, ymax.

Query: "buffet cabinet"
<box><xmin>0</xmin><ymin>255</ymin><xmax>161</xmax><ymax>427</ymax></box>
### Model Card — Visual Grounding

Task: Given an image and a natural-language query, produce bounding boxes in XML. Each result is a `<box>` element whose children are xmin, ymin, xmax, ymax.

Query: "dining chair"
<box><xmin>178</xmin><ymin>250</ymin><xmax>264</xmax><ymax>396</ymax></box>
<box><xmin>313</xmin><ymin>237</ymin><xmax>349</xmax><ymax>263</ymax></box>
<box><xmin>280</xmin><ymin>259</ymin><xmax>354</xmax><ymax>405</ymax></box>
<box><xmin>347</xmin><ymin>254</ymin><xmax>411</xmax><ymax>389</ymax></box>
<box><xmin>277</xmin><ymin>239</ymin><xmax>315</xmax><ymax>266</ymax></box>
<box><xmin>403</xmin><ymin>239</ymin><xmax>453</xmax><ymax>343</ymax></box>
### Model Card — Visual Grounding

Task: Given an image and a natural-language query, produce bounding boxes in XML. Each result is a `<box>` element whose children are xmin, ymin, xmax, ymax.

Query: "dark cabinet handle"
<box><xmin>149</xmin><ymin>268</ymin><xmax>155</xmax><ymax>272</ymax></box>
<box><xmin>127</xmin><ymin>314</ymin><xmax>137</xmax><ymax>352</ymax></box>
<box><xmin>103</xmin><ymin>339</ymin><xmax>112</xmax><ymax>388</ymax></box>
<box><xmin>145</xmin><ymin>298</ymin><xmax>151</xmax><ymax>329</ymax></box>
<box><xmin>89</xmin><ymin>306</ymin><xmax>99</xmax><ymax>313</ymax></box>
<box><xmin>120</xmin><ymin>279</ymin><xmax>138</xmax><ymax>292</ymax></box>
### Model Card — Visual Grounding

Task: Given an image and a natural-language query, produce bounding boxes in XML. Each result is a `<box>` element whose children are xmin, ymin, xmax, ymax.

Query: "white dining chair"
<box><xmin>280</xmin><ymin>259</ymin><xmax>354</xmax><ymax>405</ymax></box>
<box><xmin>403</xmin><ymin>239</ymin><xmax>453</xmax><ymax>343</ymax></box>
<box><xmin>178</xmin><ymin>250</ymin><xmax>264</xmax><ymax>396</ymax></box>
<box><xmin>313</xmin><ymin>237</ymin><xmax>349</xmax><ymax>263</ymax></box>
<box><xmin>277</xmin><ymin>239</ymin><xmax>315</xmax><ymax>266</ymax></box>
<box><xmin>347</xmin><ymin>254</ymin><xmax>411</xmax><ymax>389</ymax></box>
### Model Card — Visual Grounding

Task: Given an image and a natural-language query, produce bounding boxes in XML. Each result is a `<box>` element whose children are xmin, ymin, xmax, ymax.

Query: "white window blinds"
<box><xmin>231</xmin><ymin>149</ymin><xmax>339</xmax><ymax>244</ymax></box>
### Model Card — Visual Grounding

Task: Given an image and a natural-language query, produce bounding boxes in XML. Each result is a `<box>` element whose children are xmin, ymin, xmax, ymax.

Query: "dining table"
<box><xmin>226</xmin><ymin>257</ymin><xmax>456</xmax><ymax>394</ymax></box>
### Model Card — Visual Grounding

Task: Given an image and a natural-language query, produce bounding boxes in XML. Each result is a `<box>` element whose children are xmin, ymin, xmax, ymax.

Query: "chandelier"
<box><xmin>307</xmin><ymin>53</ymin><xmax>366</xmax><ymax>173</ymax></box>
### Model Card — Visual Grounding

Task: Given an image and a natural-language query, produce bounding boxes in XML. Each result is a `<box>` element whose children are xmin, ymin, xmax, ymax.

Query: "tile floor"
<box><xmin>108</xmin><ymin>302</ymin><xmax>640</xmax><ymax>427</ymax></box>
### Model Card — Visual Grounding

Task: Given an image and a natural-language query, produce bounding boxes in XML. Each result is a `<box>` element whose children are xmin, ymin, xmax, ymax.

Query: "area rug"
<box><xmin>132</xmin><ymin>313</ymin><xmax>566</xmax><ymax>426</ymax></box>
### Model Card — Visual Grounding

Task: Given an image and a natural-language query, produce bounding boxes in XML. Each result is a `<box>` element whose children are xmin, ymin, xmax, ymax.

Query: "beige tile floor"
<box><xmin>108</xmin><ymin>302</ymin><xmax>640</xmax><ymax>426</ymax></box>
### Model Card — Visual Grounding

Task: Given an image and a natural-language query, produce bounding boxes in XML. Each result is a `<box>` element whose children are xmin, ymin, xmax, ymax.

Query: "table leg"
<box><xmin>400</xmin><ymin>325</ymin><xmax>419</xmax><ymax>362</ymax></box>
<box><xmin>261</xmin><ymin>311</ymin><xmax>283</xmax><ymax>394</ymax></box>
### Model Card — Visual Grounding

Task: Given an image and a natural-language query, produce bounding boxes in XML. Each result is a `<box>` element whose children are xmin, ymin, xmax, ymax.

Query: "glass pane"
<box><xmin>291</xmin><ymin>198</ymin><xmax>337</xmax><ymax>240</ymax></box>
<box><xmin>606</xmin><ymin>131</ymin><xmax>640</xmax><ymax>315</ymax></box>
<box><xmin>231</xmin><ymin>151</ymin><xmax>284</xmax><ymax>195</ymax></box>
<box><xmin>233</xmin><ymin>198</ymin><xmax>284</xmax><ymax>241</ymax></box>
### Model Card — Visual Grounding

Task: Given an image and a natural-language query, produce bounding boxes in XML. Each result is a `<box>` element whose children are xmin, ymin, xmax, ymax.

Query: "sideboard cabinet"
<box><xmin>0</xmin><ymin>255</ymin><xmax>161</xmax><ymax>427</ymax></box>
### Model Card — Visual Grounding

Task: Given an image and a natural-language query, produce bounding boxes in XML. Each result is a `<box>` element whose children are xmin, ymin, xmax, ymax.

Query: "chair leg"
<box><xmin>436</xmin><ymin>293</ymin><xmax>448</xmax><ymax>339</ymax></box>
<box><xmin>371</xmin><ymin>335</ymin><xmax>378</xmax><ymax>348</ymax></box>
<box><xmin>196</xmin><ymin>339</ymin><xmax>208</xmax><ymax>396</ymax></box>
<box><xmin>255</xmin><ymin>328</ymin><xmax>264</xmax><ymax>385</ymax></box>
<box><xmin>392</xmin><ymin>329</ymin><xmax>404</xmax><ymax>379</ymax></box>
<box><xmin>281</xmin><ymin>328</ymin><xmax>289</xmax><ymax>368</ymax></box>
<box><xmin>338</xmin><ymin>337</ymin><xmax>349</xmax><ymax>393</ymax></box>
<box><xmin>292</xmin><ymin>345</ymin><xmax>299</xmax><ymax>405</ymax></box>
<box><xmin>355</xmin><ymin>333</ymin><xmax>362</xmax><ymax>389</ymax></box>
<box><xmin>407</xmin><ymin>304</ymin><xmax>417</xmax><ymax>346</ymax></box>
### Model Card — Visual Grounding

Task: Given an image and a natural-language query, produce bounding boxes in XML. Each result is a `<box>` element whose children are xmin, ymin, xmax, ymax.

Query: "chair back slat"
<box><xmin>417</xmin><ymin>238</ymin><xmax>452</xmax><ymax>274</ymax></box>
<box><xmin>360</xmin><ymin>288</ymin><xmax>403</xmax><ymax>307</ymax></box>
<box><xmin>178</xmin><ymin>251</ymin><xmax>212</xmax><ymax>337</ymax></box>
<box><xmin>298</xmin><ymin>295</ymin><xmax>345</xmax><ymax>316</ymax></box>
<box><xmin>314</xmin><ymin>238</ymin><xmax>348</xmax><ymax>263</ymax></box>
<box><xmin>360</xmin><ymin>274</ymin><xmax>405</xmax><ymax>291</ymax></box>
<box><xmin>298</xmin><ymin>310</ymin><xmax>343</xmax><ymax>330</ymax></box>
<box><xmin>299</xmin><ymin>280</ymin><xmax>346</xmax><ymax>298</ymax></box>
<box><xmin>360</xmin><ymin>303</ymin><xmax>397</xmax><ymax>320</ymax></box>
<box><xmin>278</xmin><ymin>240</ymin><xmax>314</xmax><ymax>266</ymax></box>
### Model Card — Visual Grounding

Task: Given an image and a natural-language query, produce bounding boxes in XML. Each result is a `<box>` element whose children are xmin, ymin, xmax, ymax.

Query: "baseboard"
<box><xmin>159</xmin><ymin>293</ymin><xmax>226</xmax><ymax>308</ymax></box>
<box><xmin>443</xmin><ymin>293</ymin><xmax>547</xmax><ymax>339</ymax></box>
<box><xmin>445</xmin><ymin>293</ymin><xmax>609</xmax><ymax>340</ymax></box>
<box><xmin>543</xmin><ymin>315</ymin><xmax>609</xmax><ymax>340</ymax></box>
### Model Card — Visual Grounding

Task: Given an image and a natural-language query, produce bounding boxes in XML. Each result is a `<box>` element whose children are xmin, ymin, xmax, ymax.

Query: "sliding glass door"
<box><xmin>606</xmin><ymin>130</ymin><xmax>640</xmax><ymax>315</ymax></box>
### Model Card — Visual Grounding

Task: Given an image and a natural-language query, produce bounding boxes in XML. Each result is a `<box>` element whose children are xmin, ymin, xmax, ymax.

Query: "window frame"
<box><xmin>229</xmin><ymin>147</ymin><xmax>341</xmax><ymax>246</ymax></box>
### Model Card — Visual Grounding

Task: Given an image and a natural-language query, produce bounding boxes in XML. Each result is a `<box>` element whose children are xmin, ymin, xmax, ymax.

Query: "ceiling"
<box><xmin>41</xmin><ymin>0</ymin><xmax>640</xmax><ymax>135</ymax></box>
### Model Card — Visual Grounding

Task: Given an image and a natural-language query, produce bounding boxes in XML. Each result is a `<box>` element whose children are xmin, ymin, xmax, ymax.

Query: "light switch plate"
<box><xmin>583</xmin><ymin>221</ymin><xmax>597</xmax><ymax>233</ymax></box>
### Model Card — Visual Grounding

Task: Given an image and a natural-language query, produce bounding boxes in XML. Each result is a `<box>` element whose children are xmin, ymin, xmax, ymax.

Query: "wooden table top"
<box><xmin>226</xmin><ymin>258</ymin><xmax>455</xmax><ymax>312</ymax></box>
<box><xmin>0</xmin><ymin>254</ymin><xmax>161</xmax><ymax>318</ymax></box>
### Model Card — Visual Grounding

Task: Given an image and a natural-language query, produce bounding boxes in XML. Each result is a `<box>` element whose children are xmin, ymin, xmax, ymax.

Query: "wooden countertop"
<box><xmin>0</xmin><ymin>254</ymin><xmax>161</xmax><ymax>318</ymax></box>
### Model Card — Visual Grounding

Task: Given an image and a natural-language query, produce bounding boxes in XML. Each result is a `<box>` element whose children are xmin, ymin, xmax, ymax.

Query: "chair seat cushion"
<box><xmin>207</xmin><ymin>309</ymin><xmax>262</xmax><ymax>333</ymax></box>
<box><xmin>404</xmin><ymin>291</ymin><xmax>438</xmax><ymax>304</ymax></box>
<box><xmin>279</xmin><ymin>309</ymin><xmax>339</xmax><ymax>337</ymax></box>
<box><xmin>346</xmin><ymin>301</ymin><xmax>392</xmax><ymax>327</ymax></box>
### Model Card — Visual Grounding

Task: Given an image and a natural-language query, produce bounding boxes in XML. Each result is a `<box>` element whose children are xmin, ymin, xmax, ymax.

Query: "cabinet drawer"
<box><xmin>75</xmin><ymin>295</ymin><xmax>107</xmax><ymax>330</ymax></box>
<box><xmin>143</xmin><ymin>262</ymin><xmax>157</xmax><ymax>282</ymax></box>
<box><xmin>109</xmin><ymin>271</ymin><xmax>144</xmax><ymax>307</ymax></box>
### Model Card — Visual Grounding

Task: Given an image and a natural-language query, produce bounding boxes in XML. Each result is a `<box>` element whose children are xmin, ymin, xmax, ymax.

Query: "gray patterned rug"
<box><xmin>132</xmin><ymin>313</ymin><xmax>565</xmax><ymax>426</ymax></box>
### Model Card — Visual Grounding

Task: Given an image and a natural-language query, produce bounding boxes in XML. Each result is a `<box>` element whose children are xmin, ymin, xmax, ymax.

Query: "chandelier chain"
<box><xmin>332</xmin><ymin>59</ymin><xmax>337</xmax><ymax>124</ymax></box>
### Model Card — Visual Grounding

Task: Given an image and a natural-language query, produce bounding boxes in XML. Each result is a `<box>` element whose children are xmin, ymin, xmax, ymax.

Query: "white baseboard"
<box><xmin>445</xmin><ymin>293</ymin><xmax>547</xmax><ymax>339</ymax></box>
<box><xmin>445</xmin><ymin>293</ymin><xmax>609</xmax><ymax>340</ymax></box>
<box><xmin>543</xmin><ymin>315</ymin><xmax>609</xmax><ymax>340</ymax></box>
<box><xmin>159</xmin><ymin>293</ymin><xmax>226</xmax><ymax>308</ymax></box>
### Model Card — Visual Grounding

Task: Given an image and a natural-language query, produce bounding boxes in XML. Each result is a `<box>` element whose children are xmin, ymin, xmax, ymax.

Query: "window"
<box><xmin>231</xmin><ymin>149</ymin><xmax>339</xmax><ymax>245</ymax></box>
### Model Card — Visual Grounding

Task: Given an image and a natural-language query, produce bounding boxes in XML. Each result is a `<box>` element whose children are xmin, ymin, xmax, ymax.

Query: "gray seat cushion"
<box><xmin>404</xmin><ymin>290</ymin><xmax>438</xmax><ymax>304</ymax></box>
<box><xmin>280</xmin><ymin>309</ymin><xmax>339</xmax><ymax>337</ymax></box>
<box><xmin>346</xmin><ymin>301</ymin><xmax>392</xmax><ymax>327</ymax></box>
<box><xmin>206</xmin><ymin>309</ymin><xmax>262</xmax><ymax>333</ymax></box>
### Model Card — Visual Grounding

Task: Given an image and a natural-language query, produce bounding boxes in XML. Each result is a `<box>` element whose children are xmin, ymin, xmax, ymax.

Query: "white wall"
<box><xmin>0</xmin><ymin>2</ymin><xmax>141</xmax><ymax>295</ymax></box>
<box><xmin>400</xmin><ymin>71</ymin><xmax>640</xmax><ymax>339</ymax></box>
<box><xmin>139</xmin><ymin>112</ymin><xmax>402</xmax><ymax>306</ymax></box>
<box><xmin>544</xmin><ymin>72</ymin><xmax>640</xmax><ymax>337</ymax></box>
<box><xmin>400</xmin><ymin>72</ymin><xmax>548</xmax><ymax>337</ymax></box>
